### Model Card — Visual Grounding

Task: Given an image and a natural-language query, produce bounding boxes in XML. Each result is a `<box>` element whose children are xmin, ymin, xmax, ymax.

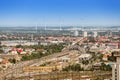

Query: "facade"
<box><xmin>61</xmin><ymin>57</ymin><xmax>70</xmax><ymax>62</ymax></box>
<box><xmin>118</xmin><ymin>43</ymin><xmax>120</xmax><ymax>49</ymax></box>
<box><xmin>107</xmin><ymin>43</ymin><xmax>118</xmax><ymax>49</ymax></box>
<box><xmin>1</xmin><ymin>40</ymin><xmax>38</xmax><ymax>46</ymax></box>
<box><xmin>38</xmin><ymin>41</ymin><xmax>51</xmax><ymax>46</ymax></box>
<box><xmin>0</xmin><ymin>58</ymin><xmax>3</xmax><ymax>63</ymax></box>
<box><xmin>83</xmin><ymin>31</ymin><xmax>88</xmax><ymax>37</ymax></box>
<box><xmin>78</xmin><ymin>54</ymin><xmax>91</xmax><ymax>61</ymax></box>
<box><xmin>93</xmin><ymin>31</ymin><xmax>98</xmax><ymax>37</ymax></box>
<box><xmin>23</xmin><ymin>65</ymin><xmax>62</xmax><ymax>73</ymax></box>
<box><xmin>74</xmin><ymin>30</ymin><xmax>79</xmax><ymax>36</ymax></box>
<box><xmin>90</xmin><ymin>45</ymin><xmax>100</xmax><ymax>52</ymax></box>
<box><xmin>92</xmin><ymin>63</ymin><xmax>101</xmax><ymax>70</ymax></box>
<box><xmin>112</xmin><ymin>57</ymin><xmax>120</xmax><ymax>80</ymax></box>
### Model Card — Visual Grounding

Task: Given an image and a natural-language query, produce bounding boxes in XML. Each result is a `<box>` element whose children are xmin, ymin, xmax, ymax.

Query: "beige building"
<box><xmin>23</xmin><ymin>65</ymin><xmax>62</xmax><ymax>73</ymax></box>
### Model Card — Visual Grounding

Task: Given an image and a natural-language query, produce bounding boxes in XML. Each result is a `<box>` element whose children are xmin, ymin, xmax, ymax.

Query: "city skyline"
<box><xmin>0</xmin><ymin>0</ymin><xmax>120</xmax><ymax>26</ymax></box>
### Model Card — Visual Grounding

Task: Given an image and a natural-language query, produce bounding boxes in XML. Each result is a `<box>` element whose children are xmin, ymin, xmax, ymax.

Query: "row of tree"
<box><xmin>62</xmin><ymin>64</ymin><xmax>84</xmax><ymax>71</ymax></box>
<box><xmin>20</xmin><ymin>44</ymin><xmax>64</xmax><ymax>61</ymax></box>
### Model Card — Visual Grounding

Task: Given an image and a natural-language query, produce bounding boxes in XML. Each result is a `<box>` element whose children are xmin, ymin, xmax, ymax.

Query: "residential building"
<box><xmin>74</xmin><ymin>30</ymin><xmax>79</xmax><ymax>36</ymax></box>
<box><xmin>83</xmin><ymin>31</ymin><xmax>87</xmax><ymax>37</ymax></box>
<box><xmin>23</xmin><ymin>65</ymin><xmax>62</xmax><ymax>73</ymax></box>
<box><xmin>78</xmin><ymin>54</ymin><xmax>91</xmax><ymax>62</ymax></box>
<box><xmin>112</xmin><ymin>57</ymin><xmax>120</xmax><ymax>80</ymax></box>
<box><xmin>93</xmin><ymin>31</ymin><xmax>98</xmax><ymax>37</ymax></box>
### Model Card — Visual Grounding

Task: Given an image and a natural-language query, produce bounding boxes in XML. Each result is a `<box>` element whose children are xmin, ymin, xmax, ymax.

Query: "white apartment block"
<box><xmin>83</xmin><ymin>31</ymin><xmax>87</xmax><ymax>37</ymax></box>
<box><xmin>112</xmin><ymin>57</ymin><xmax>120</xmax><ymax>80</ymax></box>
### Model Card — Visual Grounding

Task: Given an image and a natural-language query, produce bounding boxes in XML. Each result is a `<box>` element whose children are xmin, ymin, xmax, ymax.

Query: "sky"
<box><xmin>0</xmin><ymin>0</ymin><xmax>120</xmax><ymax>27</ymax></box>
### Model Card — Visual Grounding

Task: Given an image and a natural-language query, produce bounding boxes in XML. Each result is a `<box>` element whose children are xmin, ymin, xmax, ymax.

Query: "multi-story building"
<box><xmin>83</xmin><ymin>31</ymin><xmax>87</xmax><ymax>37</ymax></box>
<box><xmin>23</xmin><ymin>65</ymin><xmax>62</xmax><ymax>73</ymax></box>
<box><xmin>74</xmin><ymin>30</ymin><xmax>79</xmax><ymax>36</ymax></box>
<box><xmin>93</xmin><ymin>31</ymin><xmax>98</xmax><ymax>37</ymax></box>
<box><xmin>112</xmin><ymin>57</ymin><xmax>120</xmax><ymax>80</ymax></box>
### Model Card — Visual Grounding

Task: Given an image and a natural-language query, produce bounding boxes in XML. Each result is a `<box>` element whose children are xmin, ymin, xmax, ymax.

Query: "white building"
<box><xmin>93</xmin><ymin>31</ymin><xmax>98</xmax><ymax>37</ymax></box>
<box><xmin>74</xmin><ymin>30</ymin><xmax>79</xmax><ymax>36</ymax></box>
<box><xmin>83</xmin><ymin>31</ymin><xmax>87</xmax><ymax>37</ymax></box>
<box><xmin>79</xmin><ymin>54</ymin><xmax>91</xmax><ymax>61</ymax></box>
<box><xmin>61</xmin><ymin>57</ymin><xmax>70</xmax><ymax>62</ymax></box>
<box><xmin>112</xmin><ymin>57</ymin><xmax>120</xmax><ymax>80</ymax></box>
<box><xmin>1</xmin><ymin>40</ymin><xmax>38</xmax><ymax>46</ymax></box>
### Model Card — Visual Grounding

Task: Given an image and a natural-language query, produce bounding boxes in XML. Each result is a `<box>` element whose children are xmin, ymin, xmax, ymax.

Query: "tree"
<box><xmin>21</xmin><ymin>44</ymin><xmax>64</xmax><ymax>61</ymax></box>
<box><xmin>88</xmin><ymin>37</ymin><xmax>96</xmax><ymax>42</ymax></box>
<box><xmin>16</xmin><ymin>45</ymin><xmax>22</xmax><ymax>48</ymax></box>
<box><xmin>62</xmin><ymin>64</ymin><xmax>84</xmax><ymax>71</ymax></box>
<box><xmin>108</xmin><ymin>52</ymin><xmax>116</xmax><ymax>62</ymax></box>
<box><xmin>0</xmin><ymin>49</ymin><xmax>3</xmax><ymax>53</ymax></box>
<box><xmin>82</xmin><ymin>60</ymin><xmax>89</xmax><ymax>65</ymax></box>
<box><xmin>98</xmin><ymin>53</ymin><xmax>103</xmax><ymax>61</ymax></box>
<box><xmin>12</xmin><ymin>58</ymin><xmax>16</xmax><ymax>64</ymax></box>
<box><xmin>9</xmin><ymin>58</ymin><xmax>16</xmax><ymax>64</ymax></box>
<box><xmin>100</xmin><ymin>63</ymin><xmax>112</xmax><ymax>71</ymax></box>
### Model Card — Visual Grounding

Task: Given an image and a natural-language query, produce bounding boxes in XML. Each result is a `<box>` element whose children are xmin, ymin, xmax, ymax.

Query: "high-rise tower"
<box><xmin>83</xmin><ymin>31</ymin><xmax>87</xmax><ymax>37</ymax></box>
<box><xmin>112</xmin><ymin>56</ymin><xmax>120</xmax><ymax>80</ymax></box>
<box><xmin>93</xmin><ymin>31</ymin><xmax>98</xmax><ymax>37</ymax></box>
